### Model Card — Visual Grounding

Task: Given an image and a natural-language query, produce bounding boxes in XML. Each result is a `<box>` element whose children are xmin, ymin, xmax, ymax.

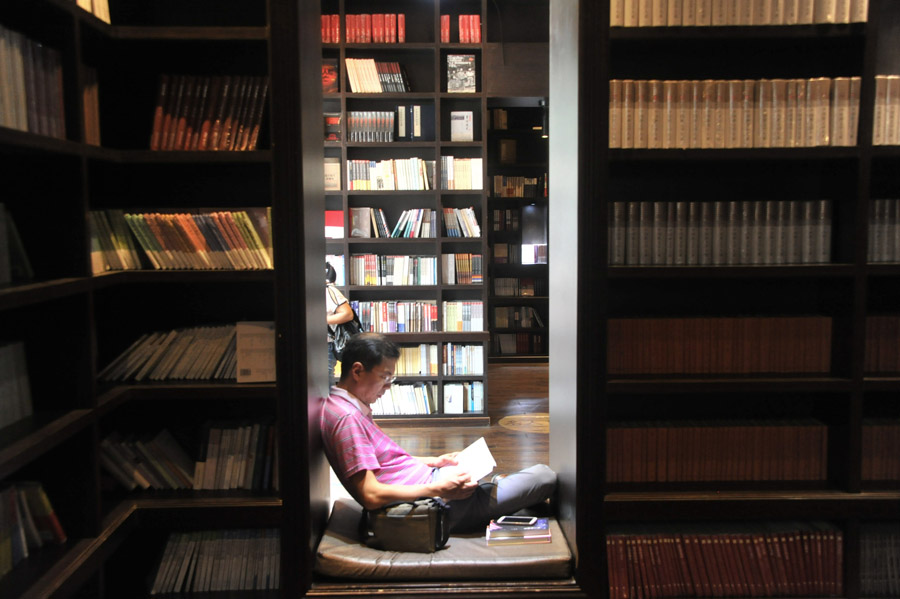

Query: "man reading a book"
<box><xmin>320</xmin><ymin>332</ymin><xmax>557</xmax><ymax>533</ymax></box>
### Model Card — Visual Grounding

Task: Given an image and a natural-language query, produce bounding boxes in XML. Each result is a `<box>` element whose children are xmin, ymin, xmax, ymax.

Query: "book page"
<box><xmin>437</xmin><ymin>436</ymin><xmax>496</xmax><ymax>483</ymax></box>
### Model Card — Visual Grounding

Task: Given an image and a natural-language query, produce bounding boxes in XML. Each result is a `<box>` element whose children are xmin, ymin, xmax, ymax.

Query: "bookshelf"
<box><xmin>322</xmin><ymin>0</ymin><xmax>492</xmax><ymax>425</ymax></box>
<box><xmin>563</xmin><ymin>0</ymin><xmax>900</xmax><ymax>597</ymax></box>
<box><xmin>0</xmin><ymin>0</ymin><xmax>284</xmax><ymax>596</ymax></box>
<box><xmin>487</xmin><ymin>99</ymin><xmax>549</xmax><ymax>362</ymax></box>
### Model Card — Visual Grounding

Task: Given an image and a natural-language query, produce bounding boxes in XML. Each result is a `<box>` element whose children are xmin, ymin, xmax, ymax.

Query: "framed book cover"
<box><xmin>447</xmin><ymin>54</ymin><xmax>476</xmax><ymax>93</ymax></box>
<box><xmin>322</xmin><ymin>58</ymin><xmax>339</xmax><ymax>93</ymax></box>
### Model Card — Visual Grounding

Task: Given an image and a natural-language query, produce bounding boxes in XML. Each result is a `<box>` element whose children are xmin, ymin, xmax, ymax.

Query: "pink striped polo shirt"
<box><xmin>321</xmin><ymin>386</ymin><xmax>433</xmax><ymax>487</ymax></box>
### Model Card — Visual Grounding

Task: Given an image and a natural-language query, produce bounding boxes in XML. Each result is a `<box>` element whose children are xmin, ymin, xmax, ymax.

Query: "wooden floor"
<box><xmin>384</xmin><ymin>363</ymin><xmax>550</xmax><ymax>473</ymax></box>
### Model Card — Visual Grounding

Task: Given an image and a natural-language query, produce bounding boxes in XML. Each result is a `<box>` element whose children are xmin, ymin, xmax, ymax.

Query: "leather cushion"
<box><xmin>314</xmin><ymin>498</ymin><xmax>573</xmax><ymax>580</ymax></box>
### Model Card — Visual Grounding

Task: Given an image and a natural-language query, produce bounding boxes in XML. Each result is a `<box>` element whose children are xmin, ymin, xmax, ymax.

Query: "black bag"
<box><xmin>360</xmin><ymin>497</ymin><xmax>450</xmax><ymax>553</ymax></box>
<box><xmin>328</xmin><ymin>287</ymin><xmax>363</xmax><ymax>359</ymax></box>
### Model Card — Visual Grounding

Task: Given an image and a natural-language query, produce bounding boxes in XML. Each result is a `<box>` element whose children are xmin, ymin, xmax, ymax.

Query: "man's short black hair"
<box><xmin>338</xmin><ymin>332</ymin><xmax>400</xmax><ymax>381</ymax></box>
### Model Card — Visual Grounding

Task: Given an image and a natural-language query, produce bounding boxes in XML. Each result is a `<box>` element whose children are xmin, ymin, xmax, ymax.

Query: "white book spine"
<box><xmin>831</xmin><ymin>76</ymin><xmax>851</xmax><ymax>147</ymax></box>
<box><xmin>714</xmin><ymin>80</ymin><xmax>728</xmax><ymax>148</ymax></box>
<box><xmin>653</xmin><ymin>0</ymin><xmax>668</xmax><ymax>25</ymax></box>
<box><xmin>639</xmin><ymin>201</ymin><xmax>653</xmax><ymax>264</ymax></box>
<box><xmin>696</xmin><ymin>0</ymin><xmax>713</xmax><ymax>23</ymax></box>
<box><xmin>612</xmin><ymin>0</ymin><xmax>627</xmax><ymax>25</ymax></box>
<box><xmin>611</xmin><ymin>202</ymin><xmax>627</xmax><ymax>265</ymax></box>
<box><xmin>663</xmin><ymin>80</ymin><xmax>678</xmax><ymax>148</ymax></box>
<box><xmin>785</xmin><ymin>79</ymin><xmax>799</xmax><ymax>148</ymax></box>
<box><xmin>647</xmin><ymin>80</ymin><xmax>663</xmax><ymax>149</ymax></box>
<box><xmin>676</xmin><ymin>80</ymin><xmax>693</xmax><ymax>149</ymax></box>
<box><xmin>755</xmin><ymin>79</ymin><xmax>773</xmax><ymax>149</ymax></box>
<box><xmin>818</xmin><ymin>199</ymin><xmax>832</xmax><ymax>263</ymax></box>
<box><xmin>712</xmin><ymin>200</ymin><xmax>726</xmax><ymax>265</ymax></box>
<box><xmin>700</xmin><ymin>201</ymin><xmax>714</xmax><ymax>265</ymax></box>
<box><xmin>886</xmin><ymin>76</ymin><xmax>900</xmax><ymax>146</ymax></box>
<box><xmin>796</xmin><ymin>78</ymin><xmax>808</xmax><ymax>147</ymax></box>
<box><xmin>668</xmin><ymin>0</ymin><xmax>684</xmax><ymax>24</ymax></box>
<box><xmin>784</xmin><ymin>0</ymin><xmax>800</xmax><ymax>23</ymax></box>
<box><xmin>626</xmin><ymin>201</ymin><xmax>641</xmax><ymax>264</ymax></box>
<box><xmin>700</xmin><ymin>79</ymin><xmax>716</xmax><ymax>149</ymax></box>
<box><xmin>849</xmin><ymin>76</ymin><xmax>861</xmax><ymax>146</ymax></box>
<box><xmin>834</xmin><ymin>0</ymin><xmax>851</xmax><ymax>22</ymax></box>
<box><xmin>652</xmin><ymin>201</ymin><xmax>667</xmax><ymax>264</ymax></box>
<box><xmin>771</xmin><ymin>79</ymin><xmax>788</xmax><ymax>148</ymax></box>
<box><xmin>622</xmin><ymin>80</ymin><xmax>636</xmax><ymax>148</ymax></box>
<box><xmin>639</xmin><ymin>0</ymin><xmax>654</xmax><ymax>25</ymax></box>
<box><xmin>610</xmin><ymin>80</ymin><xmax>623</xmax><ymax>148</ymax></box>
<box><xmin>726</xmin><ymin>80</ymin><xmax>743</xmax><ymax>149</ymax></box>
<box><xmin>814</xmin><ymin>0</ymin><xmax>836</xmax><ymax>22</ymax></box>
<box><xmin>624</xmin><ymin>0</ymin><xmax>640</xmax><ymax>25</ymax></box>
<box><xmin>687</xmin><ymin>201</ymin><xmax>701</xmax><ymax>265</ymax></box>
<box><xmin>873</xmin><ymin>75</ymin><xmax>888</xmax><ymax>146</ymax></box>
<box><xmin>634</xmin><ymin>80</ymin><xmax>649</xmax><ymax>148</ymax></box>
<box><xmin>741</xmin><ymin>80</ymin><xmax>756</xmax><ymax>149</ymax></box>
<box><xmin>674</xmin><ymin>201</ymin><xmax>688</xmax><ymax>265</ymax></box>
<box><xmin>850</xmin><ymin>0</ymin><xmax>868</xmax><ymax>22</ymax></box>
<box><xmin>797</xmin><ymin>0</ymin><xmax>815</xmax><ymax>22</ymax></box>
<box><xmin>683</xmin><ymin>0</ymin><xmax>697</xmax><ymax>24</ymax></box>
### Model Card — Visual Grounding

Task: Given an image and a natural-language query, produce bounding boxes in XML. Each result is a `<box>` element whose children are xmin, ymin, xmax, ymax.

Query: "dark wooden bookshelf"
<box><xmin>576</xmin><ymin>0</ymin><xmax>900</xmax><ymax>597</ymax></box>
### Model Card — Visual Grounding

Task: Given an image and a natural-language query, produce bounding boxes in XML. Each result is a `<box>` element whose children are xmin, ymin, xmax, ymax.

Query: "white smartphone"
<box><xmin>495</xmin><ymin>515</ymin><xmax>537</xmax><ymax>526</ymax></box>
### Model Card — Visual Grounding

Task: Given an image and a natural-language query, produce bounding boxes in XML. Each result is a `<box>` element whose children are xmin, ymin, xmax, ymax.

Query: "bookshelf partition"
<box><xmin>567</xmin><ymin>0</ymin><xmax>900</xmax><ymax>597</ymax></box>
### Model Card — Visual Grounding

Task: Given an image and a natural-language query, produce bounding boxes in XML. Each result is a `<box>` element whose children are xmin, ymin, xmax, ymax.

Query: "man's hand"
<box><xmin>419</xmin><ymin>452</ymin><xmax>459</xmax><ymax>468</ymax></box>
<box><xmin>433</xmin><ymin>470</ymin><xmax>477</xmax><ymax>501</ymax></box>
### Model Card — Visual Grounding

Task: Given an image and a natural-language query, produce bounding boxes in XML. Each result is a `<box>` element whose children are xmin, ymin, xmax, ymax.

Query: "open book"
<box><xmin>437</xmin><ymin>437</ymin><xmax>496</xmax><ymax>483</ymax></box>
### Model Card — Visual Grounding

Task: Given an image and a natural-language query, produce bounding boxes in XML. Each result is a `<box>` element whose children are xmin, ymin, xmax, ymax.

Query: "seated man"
<box><xmin>320</xmin><ymin>332</ymin><xmax>557</xmax><ymax>533</ymax></box>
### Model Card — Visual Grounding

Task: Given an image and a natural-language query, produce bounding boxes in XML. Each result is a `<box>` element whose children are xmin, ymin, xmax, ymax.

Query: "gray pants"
<box><xmin>444</xmin><ymin>464</ymin><xmax>557</xmax><ymax>533</ymax></box>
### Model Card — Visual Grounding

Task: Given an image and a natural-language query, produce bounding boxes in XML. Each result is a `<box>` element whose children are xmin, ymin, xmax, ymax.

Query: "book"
<box><xmin>235</xmin><ymin>321</ymin><xmax>275</xmax><ymax>383</ymax></box>
<box><xmin>446</xmin><ymin>54</ymin><xmax>476</xmax><ymax>93</ymax></box>
<box><xmin>437</xmin><ymin>436</ymin><xmax>496</xmax><ymax>482</ymax></box>
<box><xmin>324</xmin><ymin>156</ymin><xmax>341</xmax><ymax>191</ymax></box>
<box><xmin>322</xmin><ymin>58</ymin><xmax>339</xmax><ymax>93</ymax></box>
<box><xmin>450</xmin><ymin>111</ymin><xmax>474</xmax><ymax>141</ymax></box>
<box><xmin>486</xmin><ymin>518</ymin><xmax>552</xmax><ymax>545</ymax></box>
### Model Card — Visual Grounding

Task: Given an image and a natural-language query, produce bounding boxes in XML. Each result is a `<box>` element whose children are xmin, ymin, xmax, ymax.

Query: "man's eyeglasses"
<box><xmin>373</xmin><ymin>370</ymin><xmax>396</xmax><ymax>384</ymax></box>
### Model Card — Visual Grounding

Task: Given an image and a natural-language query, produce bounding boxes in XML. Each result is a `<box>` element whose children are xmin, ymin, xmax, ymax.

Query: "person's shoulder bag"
<box><xmin>359</xmin><ymin>497</ymin><xmax>450</xmax><ymax>552</ymax></box>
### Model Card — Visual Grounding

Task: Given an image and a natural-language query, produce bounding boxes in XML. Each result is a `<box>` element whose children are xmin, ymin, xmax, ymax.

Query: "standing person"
<box><xmin>326</xmin><ymin>262</ymin><xmax>354</xmax><ymax>379</ymax></box>
<box><xmin>320</xmin><ymin>332</ymin><xmax>557</xmax><ymax>533</ymax></box>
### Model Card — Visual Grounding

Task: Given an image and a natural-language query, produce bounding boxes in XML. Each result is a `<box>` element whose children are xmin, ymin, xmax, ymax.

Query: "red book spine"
<box><xmin>441</xmin><ymin>14</ymin><xmax>450</xmax><ymax>43</ymax></box>
<box><xmin>362</xmin><ymin>14</ymin><xmax>371</xmax><ymax>43</ymax></box>
<box><xmin>459</xmin><ymin>14</ymin><xmax>469</xmax><ymax>43</ymax></box>
<box><xmin>373</xmin><ymin>13</ymin><xmax>384</xmax><ymax>43</ymax></box>
<box><xmin>331</xmin><ymin>14</ymin><xmax>340</xmax><ymax>43</ymax></box>
<box><xmin>472</xmin><ymin>14</ymin><xmax>481</xmax><ymax>43</ymax></box>
<box><xmin>346</xmin><ymin>14</ymin><xmax>355</xmax><ymax>43</ymax></box>
<box><xmin>321</xmin><ymin>14</ymin><xmax>329</xmax><ymax>43</ymax></box>
<box><xmin>387</xmin><ymin>14</ymin><xmax>396</xmax><ymax>43</ymax></box>
<box><xmin>398</xmin><ymin>13</ymin><xmax>406</xmax><ymax>43</ymax></box>
<box><xmin>149</xmin><ymin>74</ymin><xmax>170</xmax><ymax>150</ymax></box>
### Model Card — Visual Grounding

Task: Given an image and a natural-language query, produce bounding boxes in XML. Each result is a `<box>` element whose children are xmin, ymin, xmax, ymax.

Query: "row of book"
<box><xmin>440</xmin><ymin>156</ymin><xmax>484</xmax><ymax>190</ymax></box>
<box><xmin>149</xmin><ymin>75</ymin><xmax>268</xmax><ymax>152</ymax></box>
<box><xmin>611</xmin><ymin>0</ymin><xmax>868</xmax><ymax>27</ymax></box>
<box><xmin>75</xmin><ymin>0</ymin><xmax>111</xmax><ymax>23</ymax></box>
<box><xmin>321</xmin><ymin>13</ymin><xmax>407</xmax><ymax>44</ymax></box>
<box><xmin>0</xmin><ymin>24</ymin><xmax>66</xmax><ymax>139</ymax></box>
<box><xmin>494</xmin><ymin>276</ymin><xmax>543</xmax><ymax>297</ymax></box>
<box><xmin>348</xmin><ymin>254</ymin><xmax>438</xmax><ymax>286</ymax></box>
<box><xmin>340</xmin><ymin>105</ymin><xmax>440</xmax><ymax>143</ymax></box>
<box><xmin>606</xmin><ymin>522</ymin><xmax>843</xmax><ymax>599</ymax></box>
<box><xmin>608</xmin><ymin>200</ymin><xmax>832</xmax><ymax>267</ymax></box>
<box><xmin>609</xmin><ymin>77</ymin><xmax>859</xmax><ymax>149</ymax></box>
<box><xmin>606</xmin><ymin>420</ymin><xmax>828</xmax><ymax>483</ymax></box>
<box><xmin>495</xmin><ymin>332</ymin><xmax>546</xmax><ymax>354</ymax></box>
<box><xmin>100</xmin><ymin>430</ymin><xmax>194</xmax><ymax>491</ymax></box>
<box><xmin>149</xmin><ymin>529</ymin><xmax>280</xmax><ymax>595</ymax></box>
<box><xmin>864</xmin><ymin>315</ymin><xmax>900</xmax><ymax>373</ymax></box>
<box><xmin>493</xmin><ymin>242</ymin><xmax>549</xmax><ymax>265</ymax></box>
<box><xmin>442</xmin><ymin>253</ymin><xmax>484</xmax><ymax>285</ymax></box>
<box><xmin>90</xmin><ymin>208</ymin><xmax>272</xmax><ymax>272</ymax></box>
<box><xmin>441</xmin><ymin>14</ymin><xmax>483</xmax><ymax>43</ymax></box>
<box><xmin>493</xmin><ymin>306</ymin><xmax>546</xmax><ymax>329</ymax></box>
<box><xmin>396</xmin><ymin>344</ymin><xmax>440</xmax><ymax>376</ymax></box>
<box><xmin>860</xmin><ymin>523</ymin><xmax>900</xmax><ymax>596</ymax></box>
<box><xmin>443</xmin><ymin>381</ymin><xmax>485</xmax><ymax>413</ymax></box>
<box><xmin>354</xmin><ymin>300</ymin><xmax>439</xmax><ymax>333</ymax></box>
<box><xmin>345</xmin><ymin>157</ymin><xmax>435</xmax><ymax>190</ymax></box>
<box><xmin>0</xmin><ymin>482</ymin><xmax>67</xmax><ymax>581</ymax></box>
<box><xmin>869</xmin><ymin>198</ymin><xmax>900</xmax><ymax>262</ymax></box>
<box><xmin>371</xmin><ymin>382</ymin><xmax>438</xmax><ymax>416</ymax></box>
<box><xmin>0</xmin><ymin>341</ymin><xmax>31</xmax><ymax>431</ymax></box>
<box><xmin>861</xmin><ymin>419</ymin><xmax>900</xmax><ymax>480</ymax></box>
<box><xmin>98</xmin><ymin>325</ymin><xmax>238</xmax><ymax>383</ymax></box>
<box><xmin>490</xmin><ymin>175</ymin><xmax>547</xmax><ymax>199</ymax></box>
<box><xmin>346</xmin><ymin>207</ymin><xmax>456</xmax><ymax>239</ymax></box>
<box><xmin>444</xmin><ymin>342</ymin><xmax>485</xmax><ymax>375</ymax></box>
<box><xmin>607</xmin><ymin>316</ymin><xmax>833</xmax><ymax>374</ymax></box>
<box><xmin>874</xmin><ymin>74</ymin><xmax>900</xmax><ymax>145</ymax></box>
<box><xmin>443</xmin><ymin>300</ymin><xmax>485</xmax><ymax>332</ymax></box>
<box><xmin>492</xmin><ymin>209</ymin><xmax>522</xmax><ymax>232</ymax></box>
<box><xmin>344</xmin><ymin>58</ymin><xmax>410</xmax><ymax>93</ymax></box>
<box><xmin>0</xmin><ymin>204</ymin><xmax>33</xmax><ymax>285</ymax></box>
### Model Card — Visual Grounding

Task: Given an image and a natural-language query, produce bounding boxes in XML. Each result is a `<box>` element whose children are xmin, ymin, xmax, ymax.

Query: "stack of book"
<box><xmin>440</xmin><ymin>14</ymin><xmax>482</xmax><ymax>43</ymax></box>
<box><xmin>486</xmin><ymin>517</ymin><xmax>551</xmax><ymax>546</ymax></box>
<box><xmin>342</xmin><ymin>13</ymin><xmax>406</xmax><ymax>43</ymax></box>
<box><xmin>491</xmin><ymin>175</ymin><xmax>546</xmax><ymax>199</ymax></box>
<box><xmin>100</xmin><ymin>430</ymin><xmax>195</xmax><ymax>491</ymax></box>
<box><xmin>868</xmin><ymin>198</ymin><xmax>900</xmax><ymax>261</ymax></box>
<box><xmin>493</xmin><ymin>306</ymin><xmax>545</xmax><ymax>329</ymax></box>
<box><xmin>354</xmin><ymin>300</ymin><xmax>439</xmax><ymax>333</ymax></box>
<box><xmin>440</xmin><ymin>156</ymin><xmax>483</xmax><ymax>190</ymax></box>
<box><xmin>348</xmin><ymin>253</ymin><xmax>438</xmax><ymax>286</ymax></box>
<box><xmin>149</xmin><ymin>529</ymin><xmax>280</xmax><ymax>595</ymax></box>
<box><xmin>346</xmin><ymin>158</ymin><xmax>435</xmax><ymax>190</ymax></box>
<box><xmin>0</xmin><ymin>482</ymin><xmax>67</xmax><ymax>581</ymax></box>
<box><xmin>98</xmin><ymin>324</ymin><xmax>237</xmax><ymax>382</ymax></box>
<box><xmin>443</xmin><ymin>343</ymin><xmax>484</xmax><ymax>375</ymax></box>
<box><xmin>344</xmin><ymin>59</ymin><xmax>410</xmax><ymax>93</ymax></box>
<box><xmin>149</xmin><ymin>75</ymin><xmax>269</xmax><ymax>152</ymax></box>
<box><xmin>442</xmin><ymin>300</ymin><xmax>484</xmax><ymax>331</ymax></box>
